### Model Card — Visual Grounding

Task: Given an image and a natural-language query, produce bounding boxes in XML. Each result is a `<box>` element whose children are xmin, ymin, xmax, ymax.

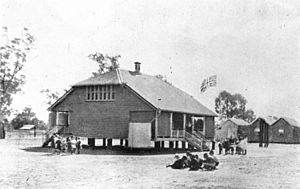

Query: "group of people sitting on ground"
<box><xmin>166</xmin><ymin>150</ymin><xmax>219</xmax><ymax>171</ymax></box>
<box><xmin>217</xmin><ymin>136</ymin><xmax>248</xmax><ymax>155</ymax></box>
<box><xmin>50</xmin><ymin>134</ymin><xmax>82</xmax><ymax>155</ymax></box>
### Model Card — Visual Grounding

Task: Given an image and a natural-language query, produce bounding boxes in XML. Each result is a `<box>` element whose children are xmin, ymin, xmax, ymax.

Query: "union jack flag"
<box><xmin>200</xmin><ymin>75</ymin><xmax>217</xmax><ymax>93</ymax></box>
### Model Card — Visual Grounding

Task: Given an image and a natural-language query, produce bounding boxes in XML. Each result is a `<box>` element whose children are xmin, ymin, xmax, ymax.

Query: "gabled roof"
<box><xmin>274</xmin><ymin>117</ymin><xmax>300</xmax><ymax>128</ymax></box>
<box><xmin>73</xmin><ymin>71</ymin><xmax>120</xmax><ymax>86</ymax></box>
<box><xmin>228</xmin><ymin>118</ymin><xmax>250</xmax><ymax>126</ymax></box>
<box><xmin>251</xmin><ymin>116</ymin><xmax>278</xmax><ymax>126</ymax></box>
<box><xmin>48</xmin><ymin>88</ymin><xmax>74</xmax><ymax>111</ymax></box>
<box><xmin>70</xmin><ymin>69</ymin><xmax>217</xmax><ymax>116</ymax></box>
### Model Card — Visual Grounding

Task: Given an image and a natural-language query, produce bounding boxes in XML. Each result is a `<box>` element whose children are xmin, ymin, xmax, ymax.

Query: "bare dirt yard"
<box><xmin>0</xmin><ymin>137</ymin><xmax>299</xmax><ymax>189</ymax></box>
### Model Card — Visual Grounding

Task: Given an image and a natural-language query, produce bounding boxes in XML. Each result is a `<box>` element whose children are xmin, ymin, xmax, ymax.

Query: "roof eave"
<box><xmin>47</xmin><ymin>88</ymin><xmax>74</xmax><ymax>111</ymax></box>
<box><xmin>123</xmin><ymin>84</ymin><xmax>157</xmax><ymax>111</ymax></box>
<box><xmin>159</xmin><ymin>109</ymin><xmax>217</xmax><ymax>117</ymax></box>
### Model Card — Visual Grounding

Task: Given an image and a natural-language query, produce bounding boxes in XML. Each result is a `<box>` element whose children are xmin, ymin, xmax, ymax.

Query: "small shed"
<box><xmin>19</xmin><ymin>125</ymin><xmax>36</xmax><ymax>130</ymax></box>
<box><xmin>215</xmin><ymin>118</ymin><xmax>250</xmax><ymax>140</ymax></box>
<box><xmin>248</xmin><ymin>116</ymin><xmax>278</xmax><ymax>144</ymax></box>
<box><xmin>269</xmin><ymin>117</ymin><xmax>300</xmax><ymax>144</ymax></box>
<box><xmin>18</xmin><ymin>124</ymin><xmax>37</xmax><ymax>137</ymax></box>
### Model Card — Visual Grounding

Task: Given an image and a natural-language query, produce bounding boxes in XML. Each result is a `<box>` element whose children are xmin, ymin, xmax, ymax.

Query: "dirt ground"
<box><xmin>0</xmin><ymin>138</ymin><xmax>299</xmax><ymax>189</ymax></box>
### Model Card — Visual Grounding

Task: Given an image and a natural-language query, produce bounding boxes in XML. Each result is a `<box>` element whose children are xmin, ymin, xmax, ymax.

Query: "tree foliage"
<box><xmin>215</xmin><ymin>90</ymin><xmax>256</xmax><ymax>122</ymax></box>
<box><xmin>40</xmin><ymin>89</ymin><xmax>60</xmax><ymax>106</ymax></box>
<box><xmin>10</xmin><ymin>106</ymin><xmax>46</xmax><ymax>130</ymax></box>
<box><xmin>88</xmin><ymin>52</ymin><xmax>121</xmax><ymax>76</ymax></box>
<box><xmin>0</xmin><ymin>27</ymin><xmax>34</xmax><ymax>116</ymax></box>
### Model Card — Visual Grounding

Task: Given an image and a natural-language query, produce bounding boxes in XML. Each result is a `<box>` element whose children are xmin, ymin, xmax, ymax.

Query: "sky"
<box><xmin>1</xmin><ymin>0</ymin><xmax>300</xmax><ymax>122</ymax></box>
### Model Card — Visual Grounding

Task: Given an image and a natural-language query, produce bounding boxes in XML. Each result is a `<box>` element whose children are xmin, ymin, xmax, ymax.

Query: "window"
<box><xmin>278</xmin><ymin>128</ymin><xmax>284</xmax><ymax>136</ymax></box>
<box><xmin>87</xmin><ymin>85</ymin><xmax>115</xmax><ymax>101</ymax></box>
<box><xmin>254</xmin><ymin>127</ymin><xmax>260</xmax><ymax>136</ymax></box>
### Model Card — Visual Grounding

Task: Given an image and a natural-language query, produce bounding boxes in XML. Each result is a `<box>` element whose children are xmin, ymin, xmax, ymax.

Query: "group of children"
<box><xmin>166</xmin><ymin>150</ymin><xmax>219</xmax><ymax>171</ymax></box>
<box><xmin>51</xmin><ymin>134</ymin><xmax>82</xmax><ymax>155</ymax></box>
<box><xmin>217</xmin><ymin>136</ymin><xmax>248</xmax><ymax>155</ymax></box>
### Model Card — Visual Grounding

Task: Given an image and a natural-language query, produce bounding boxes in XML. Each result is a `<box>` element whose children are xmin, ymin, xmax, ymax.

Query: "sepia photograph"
<box><xmin>0</xmin><ymin>0</ymin><xmax>300</xmax><ymax>188</ymax></box>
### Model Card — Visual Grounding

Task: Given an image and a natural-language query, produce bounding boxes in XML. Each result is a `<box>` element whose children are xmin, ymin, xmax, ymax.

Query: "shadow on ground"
<box><xmin>21</xmin><ymin>145</ymin><xmax>201</xmax><ymax>156</ymax></box>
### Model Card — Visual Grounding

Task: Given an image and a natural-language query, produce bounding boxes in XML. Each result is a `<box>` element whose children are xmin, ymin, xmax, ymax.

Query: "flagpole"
<box><xmin>217</xmin><ymin>73</ymin><xmax>222</xmax><ymax>120</ymax></box>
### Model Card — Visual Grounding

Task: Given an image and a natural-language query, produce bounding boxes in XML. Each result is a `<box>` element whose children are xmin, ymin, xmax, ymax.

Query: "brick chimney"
<box><xmin>134</xmin><ymin>62</ymin><xmax>141</xmax><ymax>73</ymax></box>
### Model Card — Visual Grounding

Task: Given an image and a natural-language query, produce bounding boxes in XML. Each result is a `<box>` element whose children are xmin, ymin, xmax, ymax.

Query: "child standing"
<box><xmin>71</xmin><ymin>136</ymin><xmax>76</xmax><ymax>154</ymax></box>
<box><xmin>76</xmin><ymin>137</ymin><xmax>82</xmax><ymax>154</ymax></box>
<box><xmin>61</xmin><ymin>139</ymin><xmax>67</xmax><ymax>153</ymax></box>
<box><xmin>55</xmin><ymin>137</ymin><xmax>62</xmax><ymax>155</ymax></box>
<box><xmin>67</xmin><ymin>137</ymin><xmax>72</xmax><ymax>154</ymax></box>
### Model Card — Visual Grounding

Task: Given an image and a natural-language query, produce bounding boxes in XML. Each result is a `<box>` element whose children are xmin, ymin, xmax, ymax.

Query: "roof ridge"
<box><xmin>116</xmin><ymin>69</ymin><xmax>123</xmax><ymax>84</ymax></box>
<box><xmin>281</xmin><ymin>117</ymin><xmax>300</xmax><ymax>127</ymax></box>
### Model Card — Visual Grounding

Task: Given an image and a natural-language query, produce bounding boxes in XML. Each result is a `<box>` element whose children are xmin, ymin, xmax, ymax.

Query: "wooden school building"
<box><xmin>248</xmin><ymin>116</ymin><xmax>278</xmax><ymax>145</ymax></box>
<box><xmin>269</xmin><ymin>117</ymin><xmax>300</xmax><ymax>144</ymax></box>
<box><xmin>215</xmin><ymin>118</ymin><xmax>250</xmax><ymax>141</ymax></box>
<box><xmin>249</xmin><ymin>116</ymin><xmax>300</xmax><ymax>144</ymax></box>
<box><xmin>47</xmin><ymin>62</ymin><xmax>217</xmax><ymax>149</ymax></box>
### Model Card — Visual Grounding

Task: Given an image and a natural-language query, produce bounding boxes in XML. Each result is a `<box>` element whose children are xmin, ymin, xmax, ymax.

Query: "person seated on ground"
<box><xmin>194</xmin><ymin>154</ymin><xmax>203</xmax><ymax>168</ymax></box>
<box><xmin>209</xmin><ymin>150</ymin><xmax>219</xmax><ymax>167</ymax></box>
<box><xmin>185</xmin><ymin>151</ymin><xmax>192</xmax><ymax>168</ymax></box>
<box><xmin>167</xmin><ymin>156</ymin><xmax>188</xmax><ymax>169</ymax></box>
<box><xmin>166</xmin><ymin>154</ymin><xmax>180</xmax><ymax>167</ymax></box>
<box><xmin>202</xmin><ymin>153</ymin><xmax>217</xmax><ymax>171</ymax></box>
<box><xmin>189</xmin><ymin>155</ymin><xmax>201</xmax><ymax>171</ymax></box>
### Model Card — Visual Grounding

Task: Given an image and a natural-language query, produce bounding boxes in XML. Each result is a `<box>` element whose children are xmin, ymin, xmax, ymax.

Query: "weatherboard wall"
<box><xmin>51</xmin><ymin>84</ymin><xmax>215</xmax><ymax>140</ymax></box>
<box><xmin>248</xmin><ymin>119</ymin><xmax>261</xmax><ymax>142</ymax></box>
<box><xmin>204</xmin><ymin>116</ymin><xmax>215</xmax><ymax>140</ymax></box>
<box><xmin>52</xmin><ymin>85</ymin><xmax>154</xmax><ymax>139</ymax></box>
<box><xmin>269</xmin><ymin>119</ymin><xmax>300</xmax><ymax>143</ymax></box>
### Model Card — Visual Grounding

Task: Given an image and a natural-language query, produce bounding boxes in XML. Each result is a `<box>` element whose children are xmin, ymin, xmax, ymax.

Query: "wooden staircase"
<box><xmin>184</xmin><ymin>131</ymin><xmax>210</xmax><ymax>151</ymax></box>
<box><xmin>42</xmin><ymin>126</ymin><xmax>64</xmax><ymax>147</ymax></box>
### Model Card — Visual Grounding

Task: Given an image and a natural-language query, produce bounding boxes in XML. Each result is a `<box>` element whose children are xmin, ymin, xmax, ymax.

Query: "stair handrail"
<box><xmin>46</xmin><ymin>125</ymin><xmax>63</xmax><ymax>136</ymax></box>
<box><xmin>184</xmin><ymin>131</ymin><xmax>202</xmax><ymax>147</ymax></box>
<box><xmin>192</xmin><ymin>130</ymin><xmax>210</xmax><ymax>142</ymax></box>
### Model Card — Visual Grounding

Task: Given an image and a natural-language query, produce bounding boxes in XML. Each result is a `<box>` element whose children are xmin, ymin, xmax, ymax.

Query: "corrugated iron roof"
<box><xmin>19</xmin><ymin>125</ymin><xmax>35</xmax><ymax>130</ymax></box>
<box><xmin>251</xmin><ymin>116</ymin><xmax>278</xmax><ymax>126</ymax></box>
<box><xmin>281</xmin><ymin>117</ymin><xmax>300</xmax><ymax>127</ymax></box>
<box><xmin>72</xmin><ymin>69</ymin><xmax>217</xmax><ymax>116</ymax></box>
<box><xmin>228</xmin><ymin>118</ymin><xmax>250</xmax><ymax>126</ymax></box>
<box><xmin>73</xmin><ymin>71</ymin><xmax>120</xmax><ymax>86</ymax></box>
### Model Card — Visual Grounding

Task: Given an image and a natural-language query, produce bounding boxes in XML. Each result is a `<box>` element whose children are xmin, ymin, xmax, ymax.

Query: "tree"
<box><xmin>242</xmin><ymin>109</ymin><xmax>256</xmax><ymax>123</ymax></box>
<box><xmin>10</xmin><ymin>106</ymin><xmax>46</xmax><ymax>130</ymax></box>
<box><xmin>0</xmin><ymin>27</ymin><xmax>35</xmax><ymax>116</ymax></box>
<box><xmin>40</xmin><ymin>89</ymin><xmax>60</xmax><ymax>106</ymax></box>
<box><xmin>88</xmin><ymin>52</ymin><xmax>121</xmax><ymax>76</ymax></box>
<box><xmin>215</xmin><ymin>90</ymin><xmax>256</xmax><ymax>122</ymax></box>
